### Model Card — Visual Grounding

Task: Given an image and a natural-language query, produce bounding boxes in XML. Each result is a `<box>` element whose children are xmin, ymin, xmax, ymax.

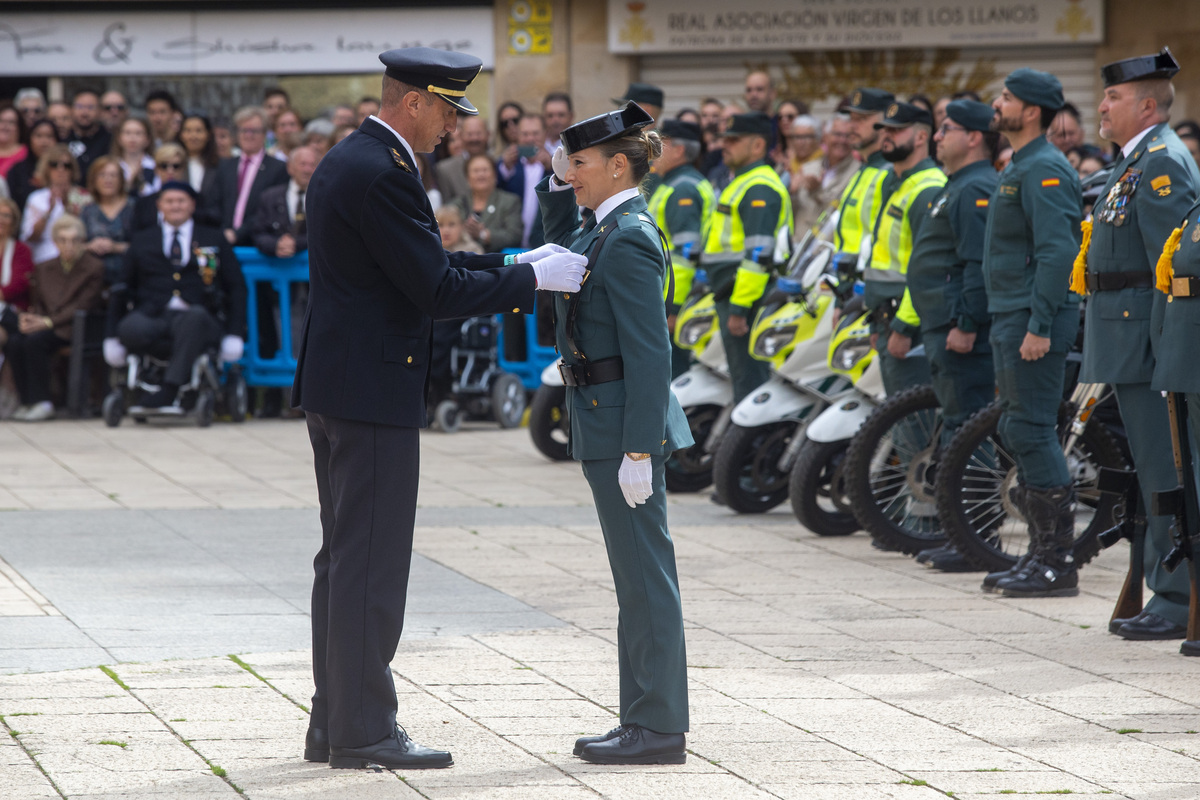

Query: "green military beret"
<box><xmin>945</xmin><ymin>99</ymin><xmax>996</xmax><ymax>132</ymax></box>
<box><xmin>1004</xmin><ymin>68</ymin><xmax>1064</xmax><ymax>111</ymax></box>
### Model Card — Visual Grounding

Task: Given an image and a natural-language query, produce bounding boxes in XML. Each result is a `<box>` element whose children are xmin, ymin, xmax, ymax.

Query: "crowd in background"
<box><xmin>5</xmin><ymin>73</ymin><xmax>1200</xmax><ymax>421</ymax></box>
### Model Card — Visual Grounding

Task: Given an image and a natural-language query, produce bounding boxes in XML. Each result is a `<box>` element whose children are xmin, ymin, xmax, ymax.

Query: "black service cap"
<box><xmin>658</xmin><ymin>119</ymin><xmax>702</xmax><ymax>142</ymax></box>
<box><xmin>1101</xmin><ymin>47</ymin><xmax>1180</xmax><ymax>88</ymax></box>
<box><xmin>613</xmin><ymin>82</ymin><xmax>664</xmax><ymax>108</ymax></box>
<box><xmin>844</xmin><ymin>88</ymin><xmax>895</xmax><ymax>114</ymax></box>
<box><xmin>560</xmin><ymin>102</ymin><xmax>654</xmax><ymax>156</ymax></box>
<box><xmin>874</xmin><ymin>102</ymin><xmax>934</xmax><ymax>129</ymax></box>
<box><xmin>379</xmin><ymin>47</ymin><xmax>483</xmax><ymax>115</ymax></box>
<box><xmin>722</xmin><ymin>111</ymin><xmax>773</xmax><ymax>139</ymax></box>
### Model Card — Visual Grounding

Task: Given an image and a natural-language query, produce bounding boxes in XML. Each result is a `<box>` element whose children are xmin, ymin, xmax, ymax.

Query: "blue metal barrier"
<box><xmin>234</xmin><ymin>247</ymin><xmax>308</xmax><ymax>388</ymax></box>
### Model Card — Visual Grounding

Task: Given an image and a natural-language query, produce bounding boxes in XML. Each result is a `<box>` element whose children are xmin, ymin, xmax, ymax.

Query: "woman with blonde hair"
<box><xmin>537</xmin><ymin>103</ymin><xmax>692</xmax><ymax>765</ymax></box>
<box><xmin>80</xmin><ymin>156</ymin><xmax>133</xmax><ymax>284</ymax></box>
<box><xmin>20</xmin><ymin>144</ymin><xmax>90</xmax><ymax>263</ymax></box>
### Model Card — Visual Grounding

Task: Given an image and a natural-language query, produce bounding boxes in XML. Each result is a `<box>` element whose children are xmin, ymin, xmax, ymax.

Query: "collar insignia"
<box><xmin>390</xmin><ymin>148</ymin><xmax>412</xmax><ymax>173</ymax></box>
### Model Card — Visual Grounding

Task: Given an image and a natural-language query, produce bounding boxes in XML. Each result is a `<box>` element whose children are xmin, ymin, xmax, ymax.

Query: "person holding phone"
<box><xmin>498</xmin><ymin>114</ymin><xmax>553</xmax><ymax>247</ymax></box>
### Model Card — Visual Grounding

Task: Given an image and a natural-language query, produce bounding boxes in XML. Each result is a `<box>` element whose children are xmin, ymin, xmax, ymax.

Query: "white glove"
<box><xmin>516</xmin><ymin>243</ymin><xmax>570</xmax><ymax>264</ymax></box>
<box><xmin>103</xmin><ymin>337</ymin><xmax>127</xmax><ymax>367</ymax></box>
<box><xmin>532</xmin><ymin>251</ymin><xmax>587</xmax><ymax>292</ymax></box>
<box><xmin>552</xmin><ymin>145</ymin><xmax>569</xmax><ymax>183</ymax></box>
<box><xmin>618</xmin><ymin>455</ymin><xmax>654</xmax><ymax>509</ymax></box>
<box><xmin>220</xmin><ymin>335</ymin><xmax>244</xmax><ymax>363</ymax></box>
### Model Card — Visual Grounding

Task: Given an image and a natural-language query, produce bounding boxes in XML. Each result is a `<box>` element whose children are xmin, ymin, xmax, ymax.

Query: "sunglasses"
<box><xmin>48</xmin><ymin>160</ymin><xmax>71</xmax><ymax>169</ymax></box>
<box><xmin>103</xmin><ymin>104</ymin><xmax>127</xmax><ymax>112</ymax></box>
<box><xmin>157</xmin><ymin>162</ymin><xmax>184</xmax><ymax>170</ymax></box>
<box><xmin>501</xmin><ymin>118</ymin><xmax>520</xmax><ymax>126</ymax></box>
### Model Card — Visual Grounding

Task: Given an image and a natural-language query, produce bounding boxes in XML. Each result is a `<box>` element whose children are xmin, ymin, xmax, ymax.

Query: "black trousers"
<box><xmin>116</xmin><ymin>306</ymin><xmax>221</xmax><ymax>386</ymax></box>
<box><xmin>306</xmin><ymin>412</ymin><xmax>420</xmax><ymax>748</ymax></box>
<box><xmin>5</xmin><ymin>328</ymin><xmax>68</xmax><ymax>404</ymax></box>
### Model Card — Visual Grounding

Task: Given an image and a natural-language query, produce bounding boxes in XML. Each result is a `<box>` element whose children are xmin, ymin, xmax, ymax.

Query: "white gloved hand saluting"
<box><xmin>516</xmin><ymin>243</ymin><xmax>570</xmax><ymax>264</ymax></box>
<box><xmin>532</xmin><ymin>251</ymin><xmax>587</xmax><ymax>293</ymax></box>
<box><xmin>220</xmin><ymin>335</ymin><xmax>244</xmax><ymax>363</ymax></box>
<box><xmin>552</xmin><ymin>145</ymin><xmax>570</xmax><ymax>183</ymax></box>
<box><xmin>618</xmin><ymin>454</ymin><xmax>654</xmax><ymax>508</ymax></box>
<box><xmin>103</xmin><ymin>337</ymin><xmax>127</xmax><ymax>367</ymax></box>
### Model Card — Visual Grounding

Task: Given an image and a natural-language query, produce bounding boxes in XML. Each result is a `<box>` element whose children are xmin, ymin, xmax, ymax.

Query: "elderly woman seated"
<box><xmin>3</xmin><ymin>214</ymin><xmax>105</xmax><ymax>421</ymax></box>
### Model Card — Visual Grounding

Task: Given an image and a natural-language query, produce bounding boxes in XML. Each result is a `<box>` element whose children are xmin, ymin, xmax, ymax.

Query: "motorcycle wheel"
<box><xmin>789</xmin><ymin>438</ymin><xmax>859</xmax><ymax>536</ymax></box>
<box><xmin>528</xmin><ymin>385</ymin><xmax>570</xmax><ymax>462</ymax></box>
<box><xmin>843</xmin><ymin>385</ymin><xmax>946</xmax><ymax>555</ymax></box>
<box><xmin>935</xmin><ymin>401</ymin><xmax>1126</xmax><ymax>573</ymax></box>
<box><xmin>712</xmin><ymin>421</ymin><xmax>797</xmax><ymax>513</ymax></box>
<box><xmin>665</xmin><ymin>404</ymin><xmax>722</xmax><ymax>493</ymax></box>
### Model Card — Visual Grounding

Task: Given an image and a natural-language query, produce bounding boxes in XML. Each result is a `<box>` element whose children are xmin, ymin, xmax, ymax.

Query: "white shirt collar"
<box><xmin>369</xmin><ymin>115</ymin><xmax>416</xmax><ymax>168</ymax></box>
<box><xmin>594</xmin><ymin>188</ymin><xmax>641</xmax><ymax>226</ymax></box>
<box><xmin>1121</xmin><ymin>124</ymin><xmax>1158</xmax><ymax>159</ymax></box>
<box><xmin>162</xmin><ymin>218</ymin><xmax>194</xmax><ymax>258</ymax></box>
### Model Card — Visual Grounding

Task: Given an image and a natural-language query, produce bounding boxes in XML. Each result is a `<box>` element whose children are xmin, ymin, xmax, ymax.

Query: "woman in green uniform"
<box><xmin>536</xmin><ymin>103</ymin><xmax>693</xmax><ymax>765</ymax></box>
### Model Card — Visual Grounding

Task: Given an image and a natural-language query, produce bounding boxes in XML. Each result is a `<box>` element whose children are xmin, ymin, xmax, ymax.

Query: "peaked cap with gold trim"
<box><xmin>379</xmin><ymin>46</ymin><xmax>483</xmax><ymax>115</ymax></box>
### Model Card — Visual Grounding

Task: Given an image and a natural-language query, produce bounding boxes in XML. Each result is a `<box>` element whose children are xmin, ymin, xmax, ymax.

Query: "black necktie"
<box><xmin>294</xmin><ymin>190</ymin><xmax>306</xmax><ymax>236</ymax></box>
<box><xmin>170</xmin><ymin>229</ymin><xmax>182</xmax><ymax>265</ymax></box>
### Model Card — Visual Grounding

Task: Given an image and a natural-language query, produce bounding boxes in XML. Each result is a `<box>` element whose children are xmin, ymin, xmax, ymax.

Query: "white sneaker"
<box><xmin>22</xmin><ymin>402</ymin><xmax>55</xmax><ymax>422</ymax></box>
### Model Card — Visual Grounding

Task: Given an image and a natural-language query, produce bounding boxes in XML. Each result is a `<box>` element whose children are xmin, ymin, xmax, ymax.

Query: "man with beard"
<box><xmin>980</xmin><ymin>69</ymin><xmax>1084</xmax><ymax>598</ymax></box>
<box><xmin>832</xmin><ymin>88</ymin><xmax>896</xmax><ymax>294</ymax></box>
<box><xmin>861</xmin><ymin>102</ymin><xmax>945</xmax><ymax>395</ymax></box>
<box><xmin>1077</xmin><ymin>49</ymin><xmax>1197</xmax><ymax>639</ymax></box>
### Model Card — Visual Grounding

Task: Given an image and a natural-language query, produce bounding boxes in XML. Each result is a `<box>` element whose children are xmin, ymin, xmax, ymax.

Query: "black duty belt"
<box><xmin>558</xmin><ymin>356</ymin><xmax>625</xmax><ymax>387</ymax></box>
<box><xmin>1085</xmin><ymin>270</ymin><xmax>1155</xmax><ymax>292</ymax></box>
<box><xmin>1171</xmin><ymin>275</ymin><xmax>1200</xmax><ymax>298</ymax></box>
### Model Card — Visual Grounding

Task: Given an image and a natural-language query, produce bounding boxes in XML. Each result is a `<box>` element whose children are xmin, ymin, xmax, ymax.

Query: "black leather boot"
<box><xmin>998</xmin><ymin>486</ymin><xmax>1079</xmax><ymax>598</ymax></box>
<box><xmin>981</xmin><ymin>483</ymin><xmax>1030</xmax><ymax>593</ymax></box>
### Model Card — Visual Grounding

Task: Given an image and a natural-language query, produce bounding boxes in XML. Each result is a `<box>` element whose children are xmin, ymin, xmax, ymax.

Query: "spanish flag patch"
<box><xmin>975</xmin><ymin>198</ymin><xmax>989</xmax><ymax>207</ymax></box>
<box><xmin>678</xmin><ymin>198</ymin><xmax>694</xmax><ymax>206</ymax></box>
<box><xmin>1041</xmin><ymin>178</ymin><xmax>1060</xmax><ymax>188</ymax></box>
<box><xmin>750</xmin><ymin>199</ymin><xmax>767</xmax><ymax>207</ymax></box>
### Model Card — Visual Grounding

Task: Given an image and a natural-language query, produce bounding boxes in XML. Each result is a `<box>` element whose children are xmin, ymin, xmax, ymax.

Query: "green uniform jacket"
<box><xmin>982</xmin><ymin>136</ymin><xmax>1083</xmax><ymax>337</ymax></box>
<box><xmin>1153</xmin><ymin>196</ymin><xmax>1200</xmax><ymax>392</ymax></box>
<box><xmin>906</xmin><ymin>159</ymin><xmax>998</xmax><ymax>333</ymax></box>
<box><xmin>537</xmin><ymin>180</ymin><xmax>694</xmax><ymax>460</ymax></box>
<box><xmin>1082</xmin><ymin>123</ymin><xmax>1200</xmax><ymax>385</ymax></box>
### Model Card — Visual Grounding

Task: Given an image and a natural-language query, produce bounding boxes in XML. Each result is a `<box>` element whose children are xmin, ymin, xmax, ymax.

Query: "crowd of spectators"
<box><xmin>5</xmin><ymin>71</ymin><xmax>1200</xmax><ymax>422</ymax></box>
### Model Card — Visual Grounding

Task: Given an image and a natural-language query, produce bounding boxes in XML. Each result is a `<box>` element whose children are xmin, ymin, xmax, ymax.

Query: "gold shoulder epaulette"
<box><xmin>1148</xmin><ymin>143</ymin><xmax>1167</xmax><ymax>153</ymax></box>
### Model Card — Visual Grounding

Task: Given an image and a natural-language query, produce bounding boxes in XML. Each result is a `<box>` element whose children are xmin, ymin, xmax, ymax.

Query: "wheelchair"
<box><xmin>101</xmin><ymin>340</ymin><xmax>248</xmax><ymax>428</ymax></box>
<box><xmin>432</xmin><ymin>314</ymin><xmax>526</xmax><ymax>433</ymax></box>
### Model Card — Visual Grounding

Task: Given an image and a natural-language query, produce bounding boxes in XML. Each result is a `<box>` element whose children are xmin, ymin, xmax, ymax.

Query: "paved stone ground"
<box><xmin>1</xmin><ymin>418</ymin><xmax>1199</xmax><ymax>799</ymax></box>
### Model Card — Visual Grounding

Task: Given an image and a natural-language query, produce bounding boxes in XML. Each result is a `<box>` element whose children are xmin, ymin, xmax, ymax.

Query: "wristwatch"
<box><xmin>626</xmin><ymin>452</ymin><xmax>651</xmax><ymax>461</ymax></box>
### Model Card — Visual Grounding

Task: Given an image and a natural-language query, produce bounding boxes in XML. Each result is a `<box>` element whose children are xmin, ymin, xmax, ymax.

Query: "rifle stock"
<box><xmin>1152</xmin><ymin>393</ymin><xmax>1200</xmax><ymax>650</ymax></box>
<box><xmin>1096</xmin><ymin>468</ymin><xmax>1144</xmax><ymax>624</ymax></box>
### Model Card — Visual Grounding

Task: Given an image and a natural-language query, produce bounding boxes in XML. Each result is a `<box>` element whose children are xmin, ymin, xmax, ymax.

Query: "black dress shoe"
<box><xmin>1181</xmin><ymin>640</ymin><xmax>1200</xmax><ymax>657</ymax></box>
<box><xmin>579</xmin><ymin>723</ymin><xmax>686</xmax><ymax>765</ymax></box>
<box><xmin>871</xmin><ymin>537</ymin><xmax>904</xmax><ymax>553</ymax></box>
<box><xmin>916</xmin><ymin>544</ymin><xmax>951</xmax><ymax>565</ymax></box>
<box><xmin>304</xmin><ymin>726</ymin><xmax>328</xmax><ymax>763</ymax></box>
<box><xmin>926</xmin><ymin>546</ymin><xmax>980</xmax><ymax>573</ymax></box>
<box><xmin>328</xmin><ymin>725</ymin><xmax>453</xmax><ymax>770</ymax></box>
<box><xmin>574</xmin><ymin>725</ymin><xmax>625</xmax><ymax>756</ymax></box>
<box><xmin>1116</xmin><ymin>612</ymin><xmax>1187</xmax><ymax>641</ymax></box>
<box><xmin>1108</xmin><ymin>610</ymin><xmax>1145</xmax><ymax>635</ymax></box>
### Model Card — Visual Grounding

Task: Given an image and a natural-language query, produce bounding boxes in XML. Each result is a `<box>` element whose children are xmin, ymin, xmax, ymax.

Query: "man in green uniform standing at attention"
<box><xmin>833</xmin><ymin>88</ymin><xmax>896</xmax><ymax>287</ymax></box>
<box><xmin>901</xmin><ymin>99</ymin><xmax>1002</xmax><ymax>573</ymax></box>
<box><xmin>982</xmin><ymin>69</ymin><xmax>1085</xmax><ymax>598</ymax></box>
<box><xmin>864</xmin><ymin>102</ymin><xmax>945</xmax><ymax>395</ymax></box>
<box><xmin>1076</xmin><ymin>49</ymin><xmax>1198</xmax><ymax>639</ymax></box>
<box><xmin>648</xmin><ymin>119</ymin><xmax>715</xmax><ymax>378</ymax></box>
<box><xmin>700</xmin><ymin>112</ymin><xmax>792</xmax><ymax>402</ymax></box>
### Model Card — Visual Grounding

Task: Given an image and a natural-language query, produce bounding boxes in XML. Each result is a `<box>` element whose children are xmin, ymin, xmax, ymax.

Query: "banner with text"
<box><xmin>609</xmin><ymin>0</ymin><xmax>1104</xmax><ymax>54</ymax></box>
<box><xmin>0</xmin><ymin>8</ymin><xmax>495</xmax><ymax>76</ymax></box>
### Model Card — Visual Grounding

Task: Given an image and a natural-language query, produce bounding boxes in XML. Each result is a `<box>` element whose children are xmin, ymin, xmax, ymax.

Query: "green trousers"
<box><xmin>990</xmin><ymin>307</ymin><xmax>1079</xmax><ymax>489</ymax></box>
<box><xmin>714</xmin><ymin>296</ymin><xmax>770</xmax><ymax>403</ymax></box>
<box><xmin>1115</xmin><ymin>384</ymin><xmax>1190</xmax><ymax>626</ymax></box>
<box><xmin>580</xmin><ymin>455</ymin><xmax>689</xmax><ymax>733</ymax></box>
<box><xmin>925</xmin><ymin>325</ymin><xmax>995</xmax><ymax>447</ymax></box>
<box><xmin>871</xmin><ymin>318</ymin><xmax>931</xmax><ymax>397</ymax></box>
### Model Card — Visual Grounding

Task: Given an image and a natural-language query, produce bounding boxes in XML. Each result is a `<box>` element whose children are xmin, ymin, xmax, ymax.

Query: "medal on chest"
<box><xmin>1097</xmin><ymin>168</ymin><xmax>1141</xmax><ymax>227</ymax></box>
<box><xmin>193</xmin><ymin>246</ymin><xmax>219</xmax><ymax>285</ymax></box>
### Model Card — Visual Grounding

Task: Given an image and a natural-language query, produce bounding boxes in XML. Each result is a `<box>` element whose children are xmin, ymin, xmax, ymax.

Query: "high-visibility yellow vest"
<box><xmin>868</xmin><ymin>166</ymin><xmax>946</xmax><ymax>285</ymax></box>
<box><xmin>700</xmin><ymin>163</ymin><xmax>791</xmax><ymax>265</ymax></box>
<box><xmin>647</xmin><ymin>170</ymin><xmax>715</xmax><ymax>254</ymax></box>
<box><xmin>834</xmin><ymin>163</ymin><xmax>888</xmax><ymax>257</ymax></box>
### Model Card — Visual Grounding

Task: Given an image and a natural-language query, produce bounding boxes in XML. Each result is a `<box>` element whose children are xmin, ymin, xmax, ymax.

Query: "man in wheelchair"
<box><xmin>103</xmin><ymin>181</ymin><xmax>246</xmax><ymax>409</ymax></box>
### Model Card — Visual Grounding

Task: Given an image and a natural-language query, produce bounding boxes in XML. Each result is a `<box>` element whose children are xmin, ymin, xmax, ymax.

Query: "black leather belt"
<box><xmin>1171</xmin><ymin>275</ymin><xmax>1200</xmax><ymax>298</ymax></box>
<box><xmin>1085</xmin><ymin>270</ymin><xmax>1155</xmax><ymax>292</ymax></box>
<box><xmin>558</xmin><ymin>357</ymin><xmax>624</xmax><ymax>387</ymax></box>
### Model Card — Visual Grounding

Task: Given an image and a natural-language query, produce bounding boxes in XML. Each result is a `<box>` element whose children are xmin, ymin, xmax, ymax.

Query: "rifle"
<box><xmin>1095</xmin><ymin>468</ymin><xmax>1145</xmax><ymax>629</ymax></box>
<box><xmin>1151</xmin><ymin>392</ymin><xmax>1200</xmax><ymax>655</ymax></box>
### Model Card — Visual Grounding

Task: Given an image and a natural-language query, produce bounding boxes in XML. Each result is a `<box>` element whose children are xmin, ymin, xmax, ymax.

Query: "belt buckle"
<box><xmin>1173</xmin><ymin>276</ymin><xmax>1194</xmax><ymax>298</ymax></box>
<box><xmin>557</xmin><ymin>362</ymin><xmax>574</xmax><ymax>386</ymax></box>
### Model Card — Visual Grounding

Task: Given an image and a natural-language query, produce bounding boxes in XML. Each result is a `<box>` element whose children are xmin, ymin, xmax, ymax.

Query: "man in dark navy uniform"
<box><xmin>293</xmin><ymin>47</ymin><xmax>586</xmax><ymax>770</ymax></box>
